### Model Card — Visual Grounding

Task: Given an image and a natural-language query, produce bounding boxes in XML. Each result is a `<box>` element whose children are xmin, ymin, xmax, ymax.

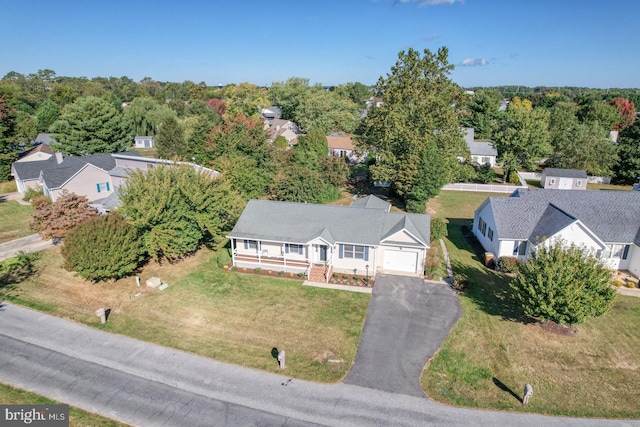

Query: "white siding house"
<box><xmin>473</xmin><ymin>189</ymin><xmax>640</xmax><ymax>277</ymax></box>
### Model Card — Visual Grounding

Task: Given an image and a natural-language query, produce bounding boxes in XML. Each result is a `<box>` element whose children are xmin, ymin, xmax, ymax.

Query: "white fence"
<box><xmin>441</xmin><ymin>183</ymin><xmax>525</xmax><ymax>193</ymax></box>
<box><xmin>518</xmin><ymin>171</ymin><xmax>610</xmax><ymax>184</ymax></box>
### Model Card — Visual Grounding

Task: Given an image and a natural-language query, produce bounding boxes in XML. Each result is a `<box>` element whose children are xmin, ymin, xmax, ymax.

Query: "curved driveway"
<box><xmin>344</xmin><ymin>275</ymin><xmax>460</xmax><ymax>396</ymax></box>
<box><xmin>0</xmin><ymin>303</ymin><xmax>633</xmax><ymax>426</ymax></box>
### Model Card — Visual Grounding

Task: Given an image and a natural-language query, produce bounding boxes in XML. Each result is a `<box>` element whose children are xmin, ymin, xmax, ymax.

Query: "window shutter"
<box><xmin>339</xmin><ymin>244</ymin><xmax>344</xmax><ymax>259</ymax></box>
<box><xmin>623</xmin><ymin>245</ymin><xmax>630</xmax><ymax>260</ymax></box>
<box><xmin>106</xmin><ymin>182</ymin><xmax>110</xmax><ymax>191</ymax></box>
<box><xmin>298</xmin><ymin>245</ymin><xmax>303</xmax><ymax>255</ymax></box>
<box><xmin>244</xmin><ymin>240</ymin><xmax>248</xmax><ymax>250</ymax></box>
<box><xmin>285</xmin><ymin>244</ymin><xmax>290</xmax><ymax>253</ymax></box>
<box><xmin>96</xmin><ymin>183</ymin><xmax>101</xmax><ymax>193</ymax></box>
<box><xmin>364</xmin><ymin>246</ymin><xmax>369</xmax><ymax>262</ymax></box>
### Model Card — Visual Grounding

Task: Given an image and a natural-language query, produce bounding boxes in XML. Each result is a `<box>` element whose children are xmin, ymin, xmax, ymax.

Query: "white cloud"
<box><xmin>459</xmin><ymin>58</ymin><xmax>489</xmax><ymax>67</ymax></box>
<box><xmin>422</xmin><ymin>33</ymin><xmax>439</xmax><ymax>41</ymax></box>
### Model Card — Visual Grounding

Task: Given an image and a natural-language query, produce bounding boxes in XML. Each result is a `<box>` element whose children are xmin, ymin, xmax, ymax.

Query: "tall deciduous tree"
<box><xmin>295</xmin><ymin>89</ymin><xmax>361</xmax><ymax>133</ymax></box>
<box><xmin>119</xmin><ymin>164</ymin><xmax>243</xmax><ymax>262</ymax></box>
<box><xmin>268</xmin><ymin>77</ymin><xmax>310</xmax><ymax>120</ymax></box>
<box><xmin>609</xmin><ymin>97</ymin><xmax>637</xmax><ymax>130</ymax></box>
<box><xmin>124</xmin><ymin>97</ymin><xmax>176</xmax><ymax>136</ymax></box>
<box><xmin>49</xmin><ymin>96</ymin><xmax>133</xmax><ymax>155</ymax></box>
<box><xmin>494</xmin><ymin>107</ymin><xmax>551</xmax><ymax>172</ymax></box>
<box><xmin>35</xmin><ymin>100</ymin><xmax>61</xmax><ymax>132</ymax></box>
<box><xmin>29</xmin><ymin>191</ymin><xmax>97</xmax><ymax>240</ymax></box>
<box><xmin>357</xmin><ymin>47</ymin><xmax>465</xmax><ymax>203</ymax></box>
<box><xmin>0</xmin><ymin>94</ymin><xmax>19</xmax><ymax>180</ymax></box>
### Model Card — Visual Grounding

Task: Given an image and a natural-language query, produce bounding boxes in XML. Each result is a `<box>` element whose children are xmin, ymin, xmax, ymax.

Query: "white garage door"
<box><xmin>383</xmin><ymin>250</ymin><xmax>418</xmax><ymax>273</ymax></box>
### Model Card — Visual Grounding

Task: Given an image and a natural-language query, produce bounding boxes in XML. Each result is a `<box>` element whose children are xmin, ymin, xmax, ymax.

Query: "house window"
<box><xmin>488</xmin><ymin>228</ymin><xmax>494</xmax><ymax>241</ymax></box>
<box><xmin>339</xmin><ymin>244</ymin><xmax>369</xmax><ymax>261</ymax></box>
<box><xmin>481</xmin><ymin>157</ymin><xmax>491</xmax><ymax>165</ymax></box>
<box><xmin>513</xmin><ymin>241</ymin><xmax>527</xmax><ymax>256</ymax></box>
<box><xmin>478</xmin><ymin>217</ymin><xmax>487</xmax><ymax>236</ymax></box>
<box><xmin>96</xmin><ymin>182</ymin><xmax>110</xmax><ymax>193</ymax></box>
<box><xmin>604</xmin><ymin>244</ymin><xmax>630</xmax><ymax>259</ymax></box>
<box><xmin>244</xmin><ymin>240</ymin><xmax>258</xmax><ymax>251</ymax></box>
<box><xmin>576</xmin><ymin>179</ymin><xmax>582</xmax><ymax>187</ymax></box>
<box><xmin>285</xmin><ymin>243</ymin><xmax>303</xmax><ymax>255</ymax></box>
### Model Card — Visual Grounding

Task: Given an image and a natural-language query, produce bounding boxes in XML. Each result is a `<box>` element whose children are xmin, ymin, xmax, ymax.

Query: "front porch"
<box><xmin>232</xmin><ymin>254</ymin><xmax>334</xmax><ymax>283</ymax></box>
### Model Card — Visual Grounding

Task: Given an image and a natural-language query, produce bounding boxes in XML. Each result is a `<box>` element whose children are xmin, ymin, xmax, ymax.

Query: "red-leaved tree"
<box><xmin>29</xmin><ymin>191</ymin><xmax>97</xmax><ymax>240</ymax></box>
<box><xmin>609</xmin><ymin>97</ymin><xmax>637</xmax><ymax>130</ymax></box>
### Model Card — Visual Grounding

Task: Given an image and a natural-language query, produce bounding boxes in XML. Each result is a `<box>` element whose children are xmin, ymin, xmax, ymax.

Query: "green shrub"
<box><xmin>297</xmin><ymin>272</ymin><xmax>305</xmax><ymax>278</ymax></box>
<box><xmin>216</xmin><ymin>249</ymin><xmax>231</xmax><ymax>267</ymax></box>
<box><xmin>231</xmin><ymin>266</ymin><xmax>238</xmax><ymax>271</ymax></box>
<box><xmin>475</xmin><ymin>163</ymin><xmax>496</xmax><ymax>184</ymax></box>
<box><xmin>342</xmin><ymin>274</ymin><xmax>349</xmax><ymax>280</ymax></box>
<box><xmin>406</xmin><ymin>199</ymin><xmax>426</xmax><ymax>214</ymax></box>
<box><xmin>613</xmin><ymin>280</ymin><xmax>623</xmax><ymax>287</ymax></box>
<box><xmin>508</xmin><ymin>170</ymin><xmax>521</xmax><ymax>184</ymax></box>
<box><xmin>61</xmin><ymin>213</ymin><xmax>145</xmax><ymax>282</ymax></box>
<box><xmin>626</xmin><ymin>281</ymin><xmax>637</xmax><ymax>288</ymax></box>
<box><xmin>22</xmin><ymin>187</ymin><xmax>43</xmax><ymax>202</ymax></box>
<box><xmin>278</xmin><ymin>271</ymin><xmax>285</xmax><ymax>276</ymax></box>
<box><xmin>498</xmin><ymin>256</ymin><xmax>521</xmax><ymax>274</ymax></box>
<box><xmin>430</xmin><ymin>218</ymin><xmax>448</xmax><ymax>241</ymax></box>
<box><xmin>511</xmin><ymin>240</ymin><xmax>617</xmax><ymax>325</ymax></box>
<box><xmin>254</xmin><ymin>267</ymin><xmax>262</xmax><ymax>273</ymax></box>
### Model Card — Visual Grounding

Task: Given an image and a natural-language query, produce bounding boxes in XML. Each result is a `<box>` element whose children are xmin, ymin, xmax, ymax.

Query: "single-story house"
<box><xmin>227</xmin><ymin>195</ymin><xmax>430</xmax><ymax>282</ymax></box>
<box><xmin>260</xmin><ymin>106</ymin><xmax>282</xmax><ymax>120</ymax></box>
<box><xmin>33</xmin><ymin>133</ymin><xmax>56</xmax><ymax>146</ymax></box>
<box><xmin>473</xmin><ymin>188</ymin><xmax>640</xmax><ymax>278</ymax></box>
<box><xmin>463</xmin><ymin>128</ymin><xmax>498</xmax><ymax>167</ymax></box>
<box><xmin>541</xmin><ymin>168</ymin><xmax>587</xmax><ymax>190</ymax></box>
<box><xmin>134</xmin><ymin>136</ymin><xmax>155</xmax><ymax>148</ymax></box>
<box><xmin>12</xmin><ymin>151</ymin><xmax>218</xmax><ymax>206</ymax></box>
<box><xmin>326</xmin><ymin>135</ymin><xmax>363</xmax><ymax>163</ymax></box>
<box><xmin>265</xmin><ymin>119</ymin><xmax>300</xmax><ymax>146</ymax></box>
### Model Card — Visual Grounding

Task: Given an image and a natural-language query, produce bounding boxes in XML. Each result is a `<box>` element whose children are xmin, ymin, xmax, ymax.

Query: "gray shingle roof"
<box><xmin>350</xmin><ymin>195</ymin><xmax>391</xmax><ymax>211</ymax></box>
<box><xmin>467</xmin><ymin>141</ymin><xmax>497</xmax><ymax>157</ymax></box>
<box><xmin>487</xmin><ymin>189</ymin><xmax>640</xmax><ymax>245</ymax></box>
<box><xmin>12</xmin><ymin>156</ymin><xmax>58</xmax><ymax>180</ymax></box>
<box><xmin>543</xmin><ymin>168</ymin><xmax>588</xmax><ymax>179</ymax></box>
<box><xmin>42</xmin><ymin>154</ymin><xmax>116</xmax><ymax>189</ymax></box>
<box><xmin>228</xmin><ymin>200</ymin><xmax>430</xmax><ymax>247</ymax></box>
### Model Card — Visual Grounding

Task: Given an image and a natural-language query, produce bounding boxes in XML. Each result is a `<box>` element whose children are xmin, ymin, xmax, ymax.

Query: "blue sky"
<box><xmin>2</xmin><ymin>0</ymin><xmax>639</xmax><ymax>88</ymax></box>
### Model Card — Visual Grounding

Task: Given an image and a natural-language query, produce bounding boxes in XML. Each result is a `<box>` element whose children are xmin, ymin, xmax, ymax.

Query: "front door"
<box><xmin>317</xmin><ymin>245</ymin><xmax>327</xmax><ymax>263</ymax></box>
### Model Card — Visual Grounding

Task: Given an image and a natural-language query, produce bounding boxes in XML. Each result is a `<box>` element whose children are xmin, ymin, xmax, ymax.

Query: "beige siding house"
<box><xmin>541</xmin><ymin>168</ymin><xmax>588</xmax><ymax>190</ymax></box>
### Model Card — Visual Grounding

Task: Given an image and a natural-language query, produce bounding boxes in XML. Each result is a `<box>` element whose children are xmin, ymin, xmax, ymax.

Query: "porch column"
<box><xmin>230</xmin><ymin>239</ymin><xmax>236</xmax><ymax>266</ymax></box>
<box><xmin>257</xmin><ymin>241</ymin><xmax>262</xmax><ymax>266</ymax></box>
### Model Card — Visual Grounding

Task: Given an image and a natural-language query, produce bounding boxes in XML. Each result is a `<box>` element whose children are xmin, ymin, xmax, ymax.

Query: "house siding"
<box><xmin>49</xmin><ymin>166</ymin><xmax>112</xmax><ymax>202</ymax></box>
<box><xmin>628</xmin><ymin>244</ymin><xmax>640</xmax><ymax>278</ymax></box>
<box><xmin>473</xmin><ymin>202</ymin><xmax>500</xmax><ymax>259</ymax></box>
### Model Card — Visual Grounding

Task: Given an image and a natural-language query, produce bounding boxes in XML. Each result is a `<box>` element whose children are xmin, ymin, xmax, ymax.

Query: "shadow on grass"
<box><xmin>446</xmin><ymin>219</ymin><xmax>531</xmax><ymax>324</ymax></box>
<box><xmin>492</xmin><ymin>377</ymin><xmax>522</xmax><ymax>403</ymax></box>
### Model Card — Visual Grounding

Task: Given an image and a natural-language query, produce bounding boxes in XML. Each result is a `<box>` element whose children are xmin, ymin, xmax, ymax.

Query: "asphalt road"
<box><xmin>0</xmin><ymin>303</ymin><xmax>634</xmax><ymax>427</ymax></box>
<box><xmin>0</xmin><ymin>233</ymin><xmax>53</xmax><ymax>261</ymax></box>
<box><xmin>344</xmin><ymin>276</ymin><xmax>461</xmax><ymax>397</ymax></box>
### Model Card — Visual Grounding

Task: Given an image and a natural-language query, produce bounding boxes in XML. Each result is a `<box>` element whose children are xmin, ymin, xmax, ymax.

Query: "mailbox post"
<box><xmin>277</xmin><ymin>350</ymin><xmax>286</xmax><ymax>369</ymax></box>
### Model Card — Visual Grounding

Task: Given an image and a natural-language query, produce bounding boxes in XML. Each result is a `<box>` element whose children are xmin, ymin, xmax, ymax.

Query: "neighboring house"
<box><xmin>473</xmin><ymin>188</ymin><xmax>640</xmax><ymax>278</ymax></box>
<box><xmin>463</xmin><ymin>128</ymin><xmax>498</xmax><ymax>167</ymax></box>
<box><xmin>265</xmin><ymin>119</ymin><xmax>300</xmax><ymax>146</ymax></box>
<box><xmin>365</xmin><ymin>97</ymin><xmax>383</xmax><ymax>109</ymax></box>
<box><xmin>260</xmin><ymin>106</ymin><xmax>282</xmax><ymax>120</ymax></box>
<box><xmin>541</xmin><ymin>168</ymin><xmax>587</xmax><ymax>190</ymax></box>
<box><xmin>11</xmin><ymin>151</ymin><xmax>218</xmax><ymax>207</ymax></box>
<box><xmin>15</xmin><ymin>143</ymin><xmax>54</xmax><ymax>163</ymax></box>
<box><xmin>134</xmin><ymin>136</ymin><xmax>155</xmax><ymax>148</ymax></box>
<box><xmin>326</xmin><ymin>135</ymin><xmax>363</xmax><ymax>163</ymax></box>
<box><xmin>227</xmin><ymin>195</ymin><xmax>430</xmax><ymax>282</ymax></box>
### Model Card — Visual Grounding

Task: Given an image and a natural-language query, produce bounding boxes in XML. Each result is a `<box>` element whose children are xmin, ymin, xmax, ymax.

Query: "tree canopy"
<box><xmin>29</xmin><ymin>191</ymin><xmax>97</xmax><ymax>240</ymax></box>
<box><xmin>357</xmin><ymin>47</ymin><xmax>465</xmax><ymax>206</ymax></box>
<box><xmin>50</xmin><ymin>96</ymin><xmax>133</xmax><ymax>155</ymax></box>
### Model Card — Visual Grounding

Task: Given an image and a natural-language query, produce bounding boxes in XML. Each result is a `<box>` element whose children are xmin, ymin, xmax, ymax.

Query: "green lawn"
<box><xmin>423</xmin><ymin>191</ymin><xmax>640</xmax><ymax>418</ymax></box>
<box><xmin>0</xmin><ymin>200</ymin><xmax>33</xmax><ymax>244</ymax></box>
<box><xmin>0</xmin><ymin>382</ymin><xmax>128</xmax><ymax>427</ymax></box>
<box><xmin>1</xmin><ymin>246</ymin><xmax>369</xmax><ymax>383</ymax></box>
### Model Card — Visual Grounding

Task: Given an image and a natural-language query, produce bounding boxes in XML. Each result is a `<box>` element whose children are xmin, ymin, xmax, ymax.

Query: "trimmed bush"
<box><xmin>626</xmin><ymin>281</ymin><xmax>637</xmax><ymax>288</ymax></box>
<box><xmin>453</xmin><ymin>273</ymin><xmax>469</xmax><ymax>292</ymax></box>
<box><xmin>498</xmin><ymin>256</ymin><xmax>521</xmax><ymax>274</ymax></box>
<box><xmin>216</xmin><ymin>249</ymin><xmax>231</xmax><ymax>267</ymax></box>
<box><xmin>22</xmin><ymin>187</ymin><xmax>43</xmax><ymax>202</ymax></box>
<box><xmin>431</xmin><ymin>218</ymin><xmax>448</xmax><ymax>241</ymax></box>
<box><xmin>613</xmin><ymin>280</ymin><xmax>623</xmax><ymax>287</ymax></box>
<box><xmin>62</xmin><ymin>213</ymin><xmax>145</xmax><ymax>282</ymax></box>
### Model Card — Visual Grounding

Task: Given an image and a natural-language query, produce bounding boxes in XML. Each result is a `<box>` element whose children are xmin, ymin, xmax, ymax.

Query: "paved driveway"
<box><xmin>343</xmin><ymin>275</ymin><xmax>461</xmax><ymax>397</ymax></box>
<box><xmin>0</xmin><ymin>233</ymin><xmax>53</xmax><ymax>261</ymax></box>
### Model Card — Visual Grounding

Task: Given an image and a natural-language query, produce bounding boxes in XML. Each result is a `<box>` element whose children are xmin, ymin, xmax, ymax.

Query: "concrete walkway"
<box><xmin>344</xmin><ymin>275</ymin><xmax>460</xmax><ymax>396</ymax></box>
<box><xmin>0</xmin><ymin>303</ymin><xmax>630</xmax><ymax>427</ymax></box>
